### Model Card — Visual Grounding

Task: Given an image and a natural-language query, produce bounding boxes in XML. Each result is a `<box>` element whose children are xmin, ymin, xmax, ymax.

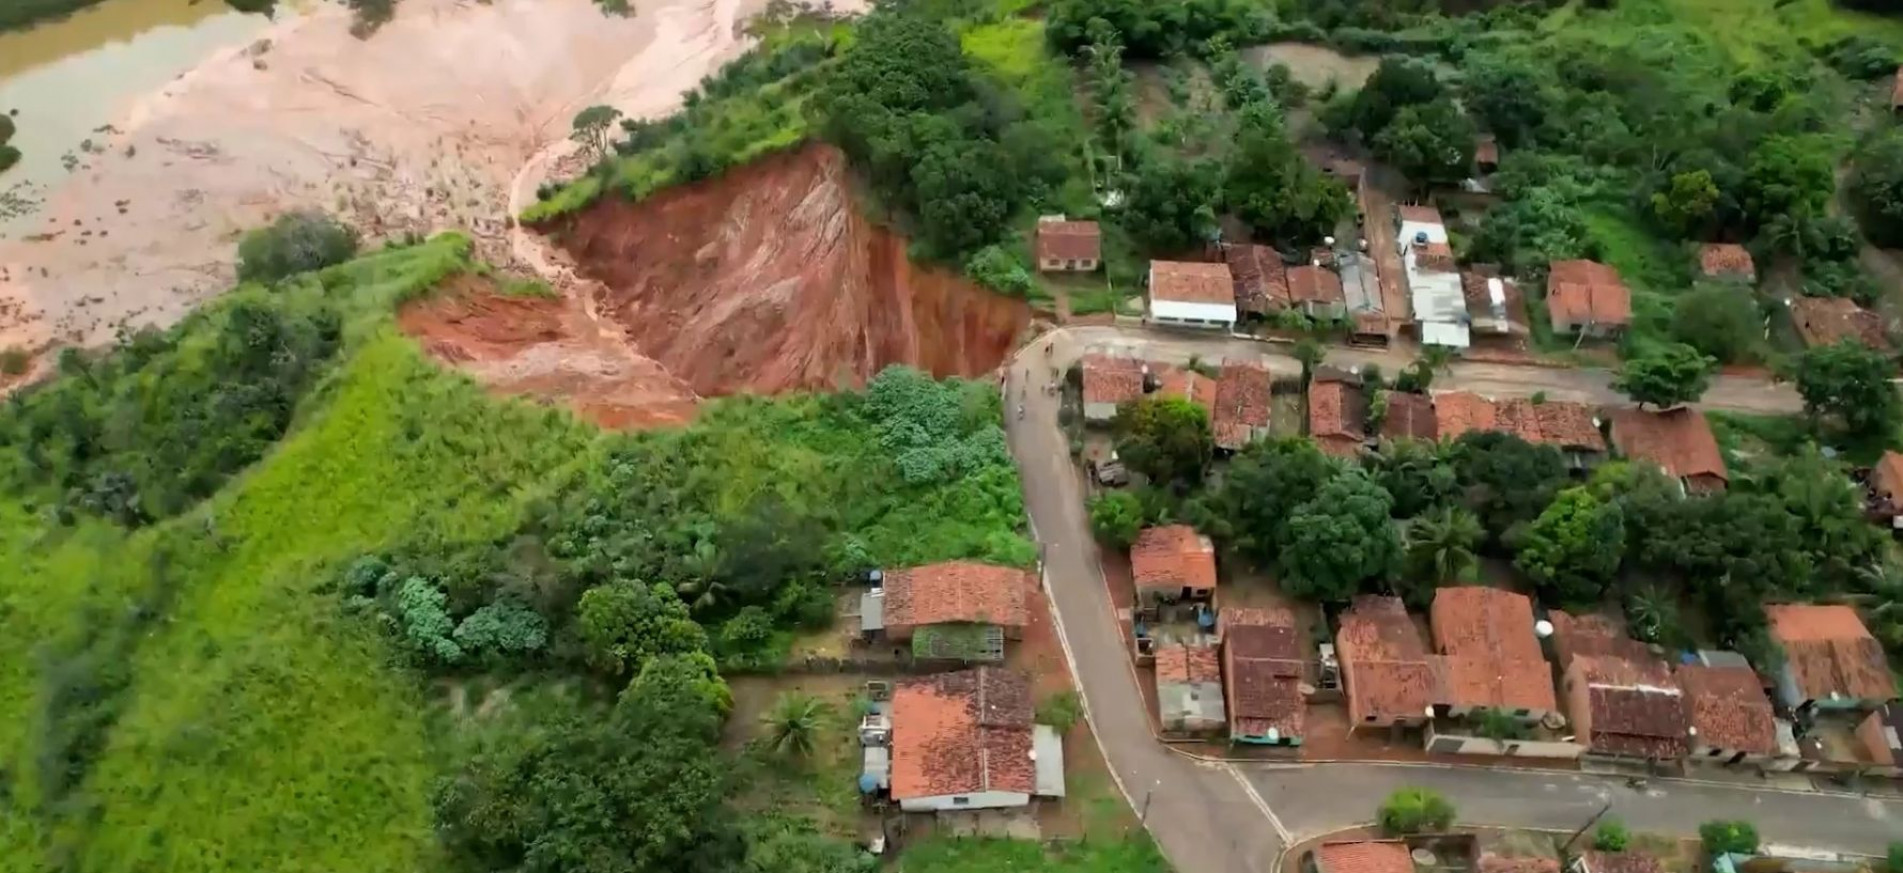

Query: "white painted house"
<box><xmin>1147</xmin><ymin>260</ymin><xmax>1237</xmax><ymax>330</ymax></box>
<box><xmin>889</xmin><ymin>667</ymin><xmax>1063</xmax><ymax>813</ymax></box>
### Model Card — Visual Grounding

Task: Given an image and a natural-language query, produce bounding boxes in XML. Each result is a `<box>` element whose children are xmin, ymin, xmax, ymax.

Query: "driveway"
<box><xmin>1005</xmin><ymin>326</ymin><xmax>1881</xmax><ymax>873</ymax></box>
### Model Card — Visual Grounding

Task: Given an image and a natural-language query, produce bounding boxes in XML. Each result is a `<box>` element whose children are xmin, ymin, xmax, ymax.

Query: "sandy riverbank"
<box><xmin>0</xmin><ymin>0</ymin><xmax>774</xmax><ymax>352</ymax></box>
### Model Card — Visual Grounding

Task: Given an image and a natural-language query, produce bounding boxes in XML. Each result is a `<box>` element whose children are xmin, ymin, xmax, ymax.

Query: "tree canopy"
<box><xmin>1513</xmin><ymin>487</ymin><xmax>1625</xmax><ymax>607</ymax></box>
<box><xmin>1113</xmin><ymin>395</ymin><xmax>1214</xmax><ymax>487</ymax></box>
<box><xmin>1789</xmin><ymin>340</ymin><xmax>1901</xmax><ymax>440</ymax></box>
<box><xmin>1280</xmin><ymin>471</ymin><xmax>1402</xmax><ymax>602</ymax></box>
<box><xmin>1612</xmin><ymin>342</ymin><xmax>1715</xmax><ymax>409</ymax></box>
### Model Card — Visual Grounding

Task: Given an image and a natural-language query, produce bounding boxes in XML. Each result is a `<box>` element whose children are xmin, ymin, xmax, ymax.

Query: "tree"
<box><xmin>1851</xmin><ymin>128</ymin><xmax>1903</xmax><ymax>249</ymax></box>
<box><xmin>1199</xmin><ymin>437</ymin><xmax>1340</xmax><ymax>567</ymax></box>
<box><xmin>1226</xmin><ymin>102</ymin><xmax>1353</xmax><ymax>244</ymax></box>
<box><xmin>453</xmin><ymin>600</ymin><xmax>549</xmax><ymax>662</ymax></box>
<box><xmin>1450</xmin><ymin>431</ymin><xmax>1568</xmax><ymax>539</ymax></box>
<box><xmin>632</xmin><ymin>651</ymin><xmax>733</xmax><ymax>717</ymax></box>
<box><xmin>1280</xmin><ymin>471</ymin><xmax>1402</xmax><ymax>602</ymax></box>
<box><xmin>576</xmin><ymin>580</ymin><xmax>709</xmax><ymax>676</ymax></box>
<box><xmin>1366</xmin><ymin>438</ymin><xmax>1457</xmax><ymax>517</ymax></box>
<box><xmin>1400</xmin><ymin>506</ymin><xmax>1483</xmax><ymax>599</ymax></box>
<box><xmin>1624</xmin><ymin>586</ymin><xmax>1681</xmax><ymax>647</ymax></box>
<box><xmin>1113</xmin><ymin>395</ymin><xmax>1214</xmax><ymax>487</ymax></box>
<box><xmin>1699</xmin><ymin>820</ymin><xmax>1760</xmax><ymax>857</ymax></box>
<box><xmin>1348</xmin><ymin>59</ymin><xmax>1442</xmax><ymax>142</ymax></box>
<box><xmin>1513</xmin><ymin>487</ymin><xmax>1624</xmax><ymax>607</ymax></box>
<box><xmin>1377</xmin><ymin>787</ymin><xmax>1455</xmax><ymax>836</ymax></box>
<box><xmin>1671</xmin><ymin>283</ymin><xmax>1760</xmax><ymax>364</ymax></box>
<box><xmin>1741</xmin><ymin>135</ymin><xmax>1834</xmax><ymax>229</ymax></box>
<box><xmin>571</xmin><ymin>105</ymin><xmax>624</xmax><ymax>164</ymax></box>
<box><xmin>1089</xmin><ymin>491</ymin><xmax>1145</xmax><ymax>547</ymax></box>
<box><xmin>1123</xmin><ymin>153</ymin><xmax>1222</xmax><ymax>253</ymax></box>
<box><xmin>396</xmin><ymin>576</ymin><xmax>464</xmax><ymax>665</ymax></box>
<box><xmin>1462</xmin><ymin>53</ymin><xmax>1549</xmax><ymax>147</ymax></box>
<box><xmin>236</xmin><ymin>210</ymin><xmax>359</xmax><ymax>283</ymax></box>
<box><xmin>1372</xmin><ymin>98</ymin><xmax>1477</xmax><ymax>190</ymax></box>
<box><xmin>1594</xmin><ymin>818</ymin><xmax>1632</xmax><ymax>852</ymax></box>
<box><xmin>1612</xmin><ymin>342</ymin><xmax>1715</xmax><ymax>409</ymax></box>
<box><xmin>761</xmin><ymin>691</ymin><xmax>831</xmax><ymax>759</ymax></box>
<box><xmin>1887</xmin><ymin>841</ymin><xmax>1902</xmax><ymax>873</ymax></box>
<box><xmin>1650</xmin><ymin>169</ymin><xmax>1720</xmax><ymax>238</ymax></box>
<box><xmin>1789</xmin><ymin>340</ymin><xmax>1902</xmax><ymax>440</ymax></box>
<box><xmin>1293</xmin><ymin>338</ymin><xmax>1326</xmax><ymax>382</ymax></box>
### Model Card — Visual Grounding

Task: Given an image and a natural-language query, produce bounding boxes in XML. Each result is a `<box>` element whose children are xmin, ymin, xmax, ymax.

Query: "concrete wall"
<box><xmin>897</xmin><ymin>790</ymin><xmax>1030</xmax><ymax>813</ymax></box>
<box><xmin>1042</xmin><ymin>258</ymin><xmax>1098</xmax><ymax>272</ymax></box>
<box><xmin>1084</xmin><ymin>401</ymin><xmax>1119</xmax><ymax>423</ymax></box>
<box><xmin>1424</xmin><ymin>725</ymin><xmax>1584</xmax><ymax>759</ymax></box>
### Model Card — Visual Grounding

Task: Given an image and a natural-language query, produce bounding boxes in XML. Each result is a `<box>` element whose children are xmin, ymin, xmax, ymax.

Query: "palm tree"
<box><xmin>1623</xmin><ymin>586</ymin><xmax>1676</xmax><ymax>644</ymax></box>
<box><xmin>1400</xmin><ymin>506</ymin><xmax>1483</xmax><ymax>601</ymax></box>
<box><xmin>1847</xmin><ymin>564</ymin><xmax>1903</xmax><ymax>651</ymax></box>
<box><xmin>761</xmin><ymin>692</ymin><xmax>831</xmax><ymax>760</ymax></box>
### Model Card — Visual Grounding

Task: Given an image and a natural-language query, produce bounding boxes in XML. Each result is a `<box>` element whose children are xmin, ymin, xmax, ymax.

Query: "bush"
<box><xmin>1377</xmin><ymin>787</ymin><xmax>1456</xmax><ymax>835</ymax></box>
<box><xmin>1887</xmin><ymin>842</ymin><xmax>1901</xmax><ymax>873</ymax></box>
<box><xmin>0</xmin><ymin>346</ymin><xmax>27</xmax><ymax>375</ymax></box>
<box><xmin>965</xmin><ymin>245</ymin><xmax>1035</xmax><ymax>296</ymax></box>
<box><xmin>1699</xmin><ymin>820</ymin><xmax>1759</xmax><ymax>857</ymax></box>
<box><xmin>1594</xmin><ymin>818</ymin><xmax>1631</xmax><ymax>852</ymax></box>
<box><xmin>236</xmin><ymin>211</ymin><xmax>361</xmax><ymax>282</ymax></box>
<box><xmin>1036</xmin><ymin>690</ymin><xmax>1084</xmax><ymax>733</ymax></box>
<box><xmin>0</xmin><ymin>144</ymin><xmax>19</xmax><ymax>175</ymax></box>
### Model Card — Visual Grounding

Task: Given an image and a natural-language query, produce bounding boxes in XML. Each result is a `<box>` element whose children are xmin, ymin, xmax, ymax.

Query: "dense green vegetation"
<box><xmin>0</xmin><ymin>0</ymin><xmax>106</xmax><ymax>32</ymax></box>
<box><xmin>0</xmin><ymin>115</ymin><xmax>18</xmax><ymax>176</ymax></box>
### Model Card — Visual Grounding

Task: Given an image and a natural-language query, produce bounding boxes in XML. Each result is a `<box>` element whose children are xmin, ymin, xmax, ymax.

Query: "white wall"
<box><xmin>1150</xmin><ymin>298</ymin><xmax>1236</xmax><ymax>328</ymax></box>
<box><xmin>1424</xmin><ymin>725</ymin><xmax>1584</xmax><ymax>759</ymax></box>
<box><xmin>897</xmin><ymin>790</ymin><xmax>1031</xmax><ymax>813</ymax></box>
<box><xmin>1084</xmin><ymin>401</ymin><xmax>1120</xmax><ymax>422</ymax></box>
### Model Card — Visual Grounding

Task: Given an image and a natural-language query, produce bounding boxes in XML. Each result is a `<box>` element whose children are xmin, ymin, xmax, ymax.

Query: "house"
<box><xmin>1429</xmin><ymin>587</ymin><xmax>1558</xmax><ymax>722</ymax></box>
<box><xmin>1563</xmin><ymin>654</ymin><xmax>1691</xmax><ymax>763</ymax></box>
<box><xmin>1149</xmin><ymin>261</ymin><xmax>1237</xmax><ymax>330</ymax></box>
<box><xmin>1867</xmin><ymin>450</ymin><xmax>1903</xmax><ymax>528</ymax></box>
<box><xmin>1765</xmin><ymin>604</ymin><xmax>1897</xmax><ymax>713</ymax></box>
<box><xmin>1462</xmin><ymin>269</ymin><xmax>1529</xmax><ymax>338</ymax></box>
<box><xmin>1789</xmin><ymin>296</ymin><xmax>1890</xmax><ymax>352</ymax></box>
<box><xmin>1381</xmin><ymin>392</ymin><xmax>1439</xmax><ymax>442</ymax></box>
<box><xmin>1228</xmin><ymin>243</ymin><xmax>1291</xmax><ymax>317</ymax></box>
<box><xmin>1675</xmin><ymin>663</ymin><xmax>1781</xmax><ymax>766</ymax></box>
<box><xmin>890</xmin><ymin>667</ymin><xmax>1063</xmax><ymax>812</ymax></box>
<box><xmin>1223</xmin><ymin>607</ymin><xmax>1307</xmax><ymax>746</ymax></box>
<box><xmin>1545</xmin><ymin>611</ymin><xmax>1654</xmax><ymax>673</ymax></box>
<box><xmin>1078</xmin><ymin>355</ymin><xmax>1216</xmax><ymax>425</ymax></box>
<box><xmin>1396</xmin><ymin>205</ymin><xmax>1471</xmax><ymax>350</ymax></box>
<box><xmin>1337</xmin><ymin>595</ymin><xmax>1441</xmax><ymax>732</ymax></box>
<box><xmin>1433</xmin><ymin>392</ymin><xmax>1607</xmax><ymax>467</ymax></box>
<box><xmin>1474</xmin><ymin>135</ymin><xmax>1500</xmax><ymax>174</ymax></box>
<box><xmin>1607</xmin><ymin>407</ymin><xmax>1728</xmax><ymax>494</ymax></box>
<box><xmin>1578</xmin><ymin>851</ymin><xmax>1666</xmax><ymax>873</ymax></box>
<box><xmin>1288</xmin><ymin>263</ymin><xmax>1348</xmax><ymax>320</ymax></box>
<box><xmin>1856</xmin><ymin>702</ymin><xmax>1902</xmax><ymax>777</ymax></box>
<box><xmin>1315</xmin><ymin>841</ymin><xmax>1416</xmax><ymax>873</ymax></box>
<box><xmin>1035</xmin><ymin>218</ymin><xmax>1101</xmax><ymax>272</ymax></box>
<box><xmin>1698</xmin><ymin>243</ymin><xmax>1756</xmax><ymax>283</ymax></box>
<box><xmin>1546</xmin><ymin>259</ymin><xmax>1632</xmax><ymax>338</ymax></box>
<box><xmin>1212</xmin><ymin>362</ymin><xmax>1273</xmax><ymax>451</ymax></box>
<box><xmin>873</xmin><ymin>561</ymin><xmax>1030</xmax><ymax>662</ymax></box>
<box><xmin>1131</xmin><ymin>525</ymin><xmax>1218</xmax><ymax>603</ymax></box>
<box><xmin>1156</xmin><ymin>641</ymin><xmax>1226</xmax><ymax>735</ymax></box>
<box><xmin>1309</xmin><ymin>369</ymin><xmax>1369</xmax><ymax>458</ymax></box>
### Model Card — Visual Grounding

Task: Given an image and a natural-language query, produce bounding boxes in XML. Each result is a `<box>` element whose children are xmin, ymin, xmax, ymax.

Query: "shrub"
<box><xmin>1377</xmin><ymin>787</ymin><xmax>1456</xmax><ymax>835</ymax></box>
<box><xmin>1699</xmin><ymin>820</ymin><xmax>1759</xmax><ymax>857</ymax></box>
<box><xmin>0</xmin><ymin>346</ymin><xmax>27</xmax><ymax>375</ymax></box>
<box><xmin>965</xmin><ymin>245</ymin><xmax>1035</xmax><ymax>296</ymax></box>
<box><xmin>0</xmin><ymin>144</ymin><xmax>18</xmax><ymax>174</ymax></box>
<box><xmin>236</xmin><ymin>211</ymin><xmax>360</xmax><ymax>282</ymax></box>
<box><xmin>1594</xmin><ymin>818</ymin><xmax>1631</xmax><ymax>852</ymax></box>
<box><xmin>1887</xmin><ymin>842</ymin><xmax>1901</xmax><ymax>873</ymax></box>
<box><xmin>396</xmin><ymin>576</ymin><xmax>464</xmax><ymax>665</ymax></box>
<box><xmin>1036</xmin><ymin>690</ymin><xmax>1084</xmax><ymax>733</ymax></box>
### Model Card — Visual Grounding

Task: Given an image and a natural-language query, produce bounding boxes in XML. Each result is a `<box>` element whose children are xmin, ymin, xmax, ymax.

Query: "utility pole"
<box><xmin>1559</xmin><ymin>799</ymin><xmax>1613</xmax><ymax>858</ymax></box>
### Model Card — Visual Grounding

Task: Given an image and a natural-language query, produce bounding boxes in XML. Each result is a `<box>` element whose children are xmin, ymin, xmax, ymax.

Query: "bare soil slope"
<box><xmin>545</xmin><ymin>144</ymin><xmax>1029</xmax><ymax>397</ymax></box>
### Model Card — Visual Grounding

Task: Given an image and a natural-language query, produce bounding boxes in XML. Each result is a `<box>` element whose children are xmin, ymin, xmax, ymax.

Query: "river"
<box><xmin>0</xmin><ymin>0</ymin><xmax>269</xmax><ymax>235</ymax></box>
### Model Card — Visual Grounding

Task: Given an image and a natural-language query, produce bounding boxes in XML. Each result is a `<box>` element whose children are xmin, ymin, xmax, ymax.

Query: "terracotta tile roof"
<box><xmin>1338</xmin><ymin>595</ymin><xmax>1442</xmax><ymax>724</ymax></box>
<box><xmin>1548</xmin><ymin>611</ymin><xmax>1653</xmax><ymax>671</ymax></box>
<box><xmin>1766</xmin><ymin>604</ymin><xmax>1896</xmax><ymax>703</ymax></box>
<box><xmin>1156</xmin><ymin>641</ymin><xmax>1222</xmax><ymax>684</ymax></box>
<box><xmin>1318</xmin><ymin>841</ymin><xmax>1415</xmax><ymax>873</ymax></box>
<box><xmin>1036</xmin><ymin>220</ymin><xmax>1101</xmax><ymax>262</ymax></box>
<box><xmin>1228</xmin><ymin>244</ymin><xmax>1290</xmax><ymax>314</ymax></box>
<box><xmin>1474</xmin><ymin>135</ymin><xmax>1500</xmax><ymax>167</ymax></box>
<box><xmin>1482</xmin><ymin>857</ymin><xmax>1559</xmax><ymax>873</ymax></box>
<box><xmin>1398</xmin><ymin>204</ymin><xmax>1445</xmax><ymax>225</ymax></box>
<box><xmin>1154</xmin><ymin>367</ymin><xmax>1219</xmax><ymax>416</ymax></box>
<box><xmin>1698</xmin><ymin>243</ymin><xmax>1755</xmax><ymax>279</ymax></box>
<box><xmin>1224</xmin><ymin>607</ymin><xmax>1307</xmax><ymax>737</ymax></box>
<box><xmin>1874</xmin><ymin>451</ymin><xmax>1903</xmax><ymax>501</ymax></box>
<box><xmin>1585</xmin><ymin>852</ymin><xmax>1665</xmax><ymax>873</ymax></box>
<box><xmin>890</xmin><ymin>667</ymin><xmax>1035</xmax><ymax>800</ymax></box>
<box><xmin>1547</xmin><ymin>259</ymin><xmax>1632</xmax><ymax>327</ymax></box>
<box><xmin>1130</xmin><ymin>525</ymin><xmax>1218</xmax><ymax>592</ymax></box>
<box><xmin>1790</xmin><ymin>296</ymin><xmax>1889</xmax><ymax>351</ymax></box>
<box><xmin>1607</xmin><ymin>407</ymin><xmax>1727</xmax><ymax>487</ymax></box>
<box><xmin>1310</xmin><ymin>379</ymin><xmax>1369</xmax><ymax>457</ymax></box>
<box><xmin>883</xmin><ymin>561</ymin><xmax>1030</xmax><ymax>633</ymax></box>
<box><xmin>1430</xmin><ymin>587</ymin><xmax>1557</xmax><ymax>713</ymax></box>
<box><xmin>1381</xmin><ymin>391</ymin><xmax>1438</xmax><ymax>441</ymax></box>
<box><xmin>1414</xmin><ymin>241</ymin><xmax>1458</xmax><ymax>273</ymax></box>
<box><xmin>1675</xmin><ymin>663</ymin><xmax>1778</xmax><ymax>757</ymax></box>
<box><xmin>1151</xmin><ymin>260</ymin><xmax>1235</xmax><ymax>305</ymax></box>
<box><xmin>1213</xmin><ymin>362</ymin><xmax>1273</xmax><ymax>450</ymax></box>
<box><xmin>1462</xmin><ymin>269</ymin><xmax>1528</xmax><ymax>332</ymax></box>
<box><xmin>1288</xmin><ymin>264</ymin><xmax>1346</xmax><ymax>305</ymax></box>
<box><xmin>1081</xmin><ymin>354</ymin><xmax>1145</xmax><ymax>406</ymax></box>
<box><xmin>1575</xmin><ymin>654</ymin><xmax>1691</xmax><ymax>760</ymax></box>
<box><xmin>1433</xmin><ymin>392</ymin><xmax>1605</xmax><ymax>452</ymax></box>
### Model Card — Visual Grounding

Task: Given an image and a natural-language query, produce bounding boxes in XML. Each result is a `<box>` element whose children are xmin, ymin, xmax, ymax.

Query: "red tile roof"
<box><xmin>1213</xmin><ymin>362</ymin><xmax>1273</xmax><ymax>450</ymax></box>
<box><xmin>1462</xmin><ymin>269</ymin><xmax>1529</xmax><ymax>332</ymax></box>
<box><xmin>1607</xmin><ymin>408</ymin><xmax>1727</xmax><ymax>488</ymax></box>
<box><xmin>1474</xmin><ymin>136</ymin><xmax>1500</xmax><ymax>168</ymax></box>
<box><xmin>1228</xmin><ymin>244</ymin><xmax>1290</xmax><ymax>314</ymax></box>
<box><xmin>1381</xmin><ymin>392</ymin><xmax>1438</xmax><ymax>441</ymax></box>
<box><xmin>1548</xmin><ymin>611</ymin><xmax>1653</xmax><ymax>671</ymax></box>
<box><xmin>1698</xmin><ymin>243</ymin><xmax>1755</xmax><ymax>279</ymax></box>
<box><xmin>1338</xmin><ymin>595</ymin><xmax>1441</xmax><ymax>725</ymax></box>
<box><xmin>1036</xmin><ymin>220</ymin><xmax>1101</xmax><ymax>262</ymax></box>
<box><xmin>1224</xmin><ymin>607</ymin><xmax>1306</xmax><ymax>739</ymax></box>
<box><xmin>1288</xmin><ymin>264</ymin><xmax>1346</xmax><ymax>305</ymax></box>
<box><xmin>1151</xmin><ymin>260</ymin><xmax>1235</xmax><ymax>305</ymax></box>
<box><xmin>1547</xmin><ymin>259</ymin><xmax>1632</xmax><ymax>328</ymax></box>
<box><xmin>1081</xmin><ymin>354</ymin><xmax>1145</xmax><ymax>406</ymax></box>
<box><xmin>1674</xmin><ymin>663</ymin><xmax>1778</xmax><ymax>757</ymax></box>
<box><xmin>1574</xmin><ymin>655</ymin><xmax>1691</xmax><ymax>760</ymax></box>
<box><xmin>1585</xmin><ymin>852</ymin><xmax>1665</xmax><ymax>873</ymax></box>
<box><xmin>1874</xmin><ymin>450</ymin><xmax>1903</xmax><ymax>503</ymax></box>
<box><xmin>1318</xmin><ymin>841</ymin><xmax>1416</xmax><ymax>873</ymax></box>
<box><xmin>1131</xmin><ymin>525</ymin><xmax>1218</xmax><ymax>592</ymax></box>
<box><xmin>891</xmin><ymin>667</ymin><xmax>1035</xmax><ymax>800</ymax></box>
<box><xmin>1482</xmin><ymin>858</ymin><xmax>1560</xmax><ymax>873</ymax></box>
<box><xmin>1790</xmin><ymin>296</ymin><xmax>1889</xmax><ymax>351</ymax></box>
<box><xmin>1156</xmin><ymin>642</ymin><xmax>1222</xmax><ymax>684</ymax></box>
<box><xmin>1433</xmin><ymin>392</ymin><xmax>1605</xmax><ymax>452</ymax></box>
<box><xmin>883</xmin><ymin>561</ymin><xmax>1030</xmax><ymax>634</ymax></box>
<box><xmin>1154</xmin><ymin>367</ymin><xmax>1219</xmax><ymax>416</ymax></box>
<box><xmin>1309</xmin><ymin>379</ymin><xmax>1368</xmax><ymax>457</ymax></box>
<box><xmin>1430</xmin><ymin>587</ymin><xmax>1558</xmax><ymax>714</ymax></box>
<box><xmin>1766</xmin><ymin>604</ymin><xmax>1896</xmax><ymax>703</ymax></box>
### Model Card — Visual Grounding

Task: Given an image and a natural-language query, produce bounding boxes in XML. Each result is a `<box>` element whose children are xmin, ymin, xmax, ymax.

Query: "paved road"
<box><xmin>1241</xmin><ymin>763</ymin><xmax>1902</xmax><ymax>855</ymax></box>
<box><xmin>1005</xmin><ymin>326</ymin><xmax>1887</xmax><ymax>873</ymax></box>
<box><xmin>1068</xmin><ymin>325</ymin><xmax>1803</xmax><ymax>414</ymax></box>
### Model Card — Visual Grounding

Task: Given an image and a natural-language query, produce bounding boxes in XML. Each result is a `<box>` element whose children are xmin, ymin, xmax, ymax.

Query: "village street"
<box><xmin>1000</xmin><ymin>326</ymin><xmax>1897</xmax><ymax>873</ymax></box>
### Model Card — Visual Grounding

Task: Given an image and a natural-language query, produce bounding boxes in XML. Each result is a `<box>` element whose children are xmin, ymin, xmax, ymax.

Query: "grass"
<box><xmin>896</xmin><ymin>832</ymin><xmax>1172</xmax><ymax>873</ymax></box>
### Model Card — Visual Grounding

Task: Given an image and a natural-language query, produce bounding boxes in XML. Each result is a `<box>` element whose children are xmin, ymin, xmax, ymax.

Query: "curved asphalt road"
<box><xmin>1004</xmin><ymin>327</ymin><xmax>1898</xmax><ymax>873</ymax></box>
